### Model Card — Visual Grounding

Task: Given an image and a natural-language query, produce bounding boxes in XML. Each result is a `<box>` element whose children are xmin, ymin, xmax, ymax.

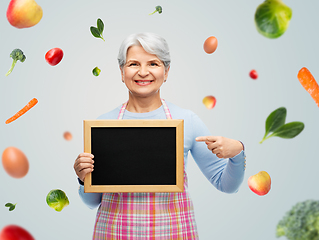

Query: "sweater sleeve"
<box><xmin>189</xmin><ymin>112</ymin><xmax>246</xmax><ymax>193</ymax></box>
<box><xmin>78</xmin><ymin>184</ymin><xmax>103</xmax><ymax>209</ymax></box>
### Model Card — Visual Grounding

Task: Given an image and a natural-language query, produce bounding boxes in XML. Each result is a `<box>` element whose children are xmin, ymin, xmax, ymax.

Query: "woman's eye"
<box><xmin>150</xmin><ymin>63</ymin><xmax>158</xmax><ymax>66</ymax></box>
<box><xmin>129</xmin><ymin>63</ymin><xmax>137</xmax><ymax>66</ymax></box>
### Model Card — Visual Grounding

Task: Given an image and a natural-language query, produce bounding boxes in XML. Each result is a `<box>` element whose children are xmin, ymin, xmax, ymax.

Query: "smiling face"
<box><xmin>121</xmin><ymin>45</ymin><xmax>169</xmax><ymax>99</ymax></box>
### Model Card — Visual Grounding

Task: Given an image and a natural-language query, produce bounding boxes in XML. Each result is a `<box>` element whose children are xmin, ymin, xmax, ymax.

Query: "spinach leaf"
<box><xmin>90</xmin><ymin>27</ymin><xmax>101</xmax><ymax>38</ymax></box>
<box><xmin>265</xmin><ymin>107</ymin><xmax>286</xmax><ymax>135</ymax></box>
<box><xmin>271</xmin><ymin>122</ymin><xmax>305</xmax><ymax>139</ymax></box>
<box><xmin>90</xmin><ymin>18</ymin><xmax>105</xmax><ymax>42</ymax></box>
<box><xmin>260</xmin><ymin>107</ymin><xmax>304</xmax><ymax>143</ymax></box>
<box><xmin>97</xmin><ymin>19</ymin><xmax>104</xmax><ymax>34</ymax></box>
<box><xmin>9</xmin><ymin>205</ymin><xmax>16</xmax><ymax>211</ymax></box>
<box><xmin>5</xmin><ymin>202</ymin><xmax>16</xmax><ymax>211</ymax></box>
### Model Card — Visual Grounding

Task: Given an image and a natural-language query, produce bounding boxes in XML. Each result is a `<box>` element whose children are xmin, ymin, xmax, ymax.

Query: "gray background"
<box><xmin>1</xmin><ymin>0</ymin><xmax>319</xmax><ymax>239</ymax></box>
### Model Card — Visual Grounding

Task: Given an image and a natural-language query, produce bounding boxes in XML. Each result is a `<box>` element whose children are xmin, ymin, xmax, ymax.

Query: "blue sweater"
<box><xmin>78</xmin><ymin>101</ymin><xmax>246</xmax><ymax>209</ymax></box>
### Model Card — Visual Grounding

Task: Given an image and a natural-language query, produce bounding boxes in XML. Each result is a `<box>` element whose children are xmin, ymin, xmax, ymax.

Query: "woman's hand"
<box><xmin>74</xmin><ymin>153</ymin><xmax>94</xmax><ymax>182</ymax></box>
<box><xmin>195</xmin><ymin>136</ymin><xmax>243</xmax><ymax>159</ymax></box>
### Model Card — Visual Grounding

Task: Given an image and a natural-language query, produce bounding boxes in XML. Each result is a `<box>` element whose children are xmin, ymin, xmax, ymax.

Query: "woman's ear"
<box><xmin>164</xmin><ymin>66</ymin><xmax>170</xmax><ymax>81</ymax></box>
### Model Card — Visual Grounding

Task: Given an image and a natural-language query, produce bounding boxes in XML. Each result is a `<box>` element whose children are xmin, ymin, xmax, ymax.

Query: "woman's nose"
<box><xmin>138</xmin><ymin>66</ymin><xmax>149</xmax><ymax>77</ymax></box>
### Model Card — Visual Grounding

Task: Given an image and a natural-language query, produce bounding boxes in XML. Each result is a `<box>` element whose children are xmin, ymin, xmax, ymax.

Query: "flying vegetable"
<box><xmin>45</xmin><ymin>48</ymin><xmax>64</xmax><ymax>66</ymax></box>
<box><xmin>259</xmin><ymin>107</ymin><xmax>304</xmax><ymax>144</ymax></box>
<box><xmin>5</xmin><ymin>49</ymin><xmax>26</xmax><ymax>76</ymax></box>
<box><xmin>0</xmin><ymin>225</ymin><xmax>34</xmax><ymax>240</ymax></box>
<box><xmin>5</xmin><ymin>202</ymin><xmax>16</xmax><ymax>211</ymax></box>
<box><xmin>255</xmin><ymin>0</ymin><xmax>292</xmax><ymax>39</ymax></box>
<box><xmin>149</xmin><ymin>6</ymin><xmax>162</xmax><ymax>15</ymax></box>
<box><xmin>46</xmin><ymin>189</ymin><xmax>69</xmax><ymax>212</ymax></box>
<box><xmin>277</xmin><ymin>200</ymin><xmax>319</xmax><ymax>240</ymax></box>
<box><xmin>92</xmin><ymin>67</ymin><xmax>101</xmax><ymax>76</ymax></box>
<box><xmin>90</xmin><ymin>18</ymin><xmax>105</xmax><ymax>41</ymax></box>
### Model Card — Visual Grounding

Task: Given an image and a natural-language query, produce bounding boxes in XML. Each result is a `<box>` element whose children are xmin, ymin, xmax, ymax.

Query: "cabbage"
<box><xmin>255</xmin><ymin>0</ymin><xmax>292</xmax><ymax>39</ymax></box>
<box><xmin>46</xmin><ymin>189</ymin><xmax>69</xmax><ymax>212</ymax></box>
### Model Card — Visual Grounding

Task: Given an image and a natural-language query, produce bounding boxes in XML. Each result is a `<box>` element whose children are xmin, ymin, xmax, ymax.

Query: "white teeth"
<box><xmin>136</xmin><ymin>81</ymin><xmax>152</xmax><ymax>84</ymax></box>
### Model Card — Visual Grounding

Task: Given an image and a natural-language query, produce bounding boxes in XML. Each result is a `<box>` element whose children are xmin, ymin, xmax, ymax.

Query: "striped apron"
<box><xmin>93</xmin><ymin>99</ymin><xmax>199</xmax><ymax>240</ymax></box>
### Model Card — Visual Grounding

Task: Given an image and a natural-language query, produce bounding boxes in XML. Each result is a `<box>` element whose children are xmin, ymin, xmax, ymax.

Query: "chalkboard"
<box><xmin>83</xmin><ymin>120</ymin><xmax>184</xmax><ymax>193</ymax></box>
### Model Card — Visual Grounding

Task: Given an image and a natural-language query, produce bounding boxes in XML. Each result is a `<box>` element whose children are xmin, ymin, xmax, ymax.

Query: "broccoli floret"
<box><xmin>5</xmin><ymin>49</ymin><xmax>26</xmax><ymax>76</ymax></box>
<box><xmin>149</xmin><ymin>6</ymin><xmax>162</xmax><ymax>15</ymax></box>
<box><xmin>276</xmin><ymin>200</ymin><xmax>319</xmax><ymax>240</ymax></box>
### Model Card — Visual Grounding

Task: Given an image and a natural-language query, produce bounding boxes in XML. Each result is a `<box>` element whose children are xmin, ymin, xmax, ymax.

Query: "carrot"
<box><xmin>297</xmin><ymin>67</ymin><xmax>319</xmax><ymax>107</ymax></box>
<box><xmin>5</xmin><ymin>98</ymin><xmax>38</xmax><ymax>124</ymax></box>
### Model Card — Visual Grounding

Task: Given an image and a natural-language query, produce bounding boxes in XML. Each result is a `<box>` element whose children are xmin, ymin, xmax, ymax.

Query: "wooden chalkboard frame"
<box><xmin>83</xmin><ymin>119</ymin><xmax>184</xmax><ymax>193</ymax></box>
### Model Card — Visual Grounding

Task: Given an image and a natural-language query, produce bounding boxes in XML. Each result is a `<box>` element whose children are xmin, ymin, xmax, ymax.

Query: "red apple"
<box><xmin>0</xmin><ymin>225</ymin><xmax>34</xmax><ymax>240</ymax></box>
<box><xmin>248</xmin><ymin>171</ymin><xmax>271</xmax><ymax>196</ymax></box>
<box><xmin>202</xmin><ymin>96</ymin><xmax>216</xmax><ymax>109</ymax></box>
<box><xmin>7</xmin><ymin>0</ymin><xmax>43</xmax><ymax>29</ymax></box>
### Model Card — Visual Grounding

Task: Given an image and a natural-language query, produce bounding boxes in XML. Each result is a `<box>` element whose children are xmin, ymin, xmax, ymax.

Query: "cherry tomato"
<box><xmin>0</xmin><ymin>225</ymin><xmax>35</xmax><ymax>240</ymax></box>
<box><xmin>45</xmin><ymin>48</ymin><xmax>63</xmax><ymax>66</ymax></box>
<box><xmin>249</xmin><ymin>70</ymin><xmax>258</xmax><ymax>79</ymax></box>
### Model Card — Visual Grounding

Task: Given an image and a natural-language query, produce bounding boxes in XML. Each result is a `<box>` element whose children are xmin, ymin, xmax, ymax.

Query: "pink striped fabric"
<box><xmin>117</xmin><ymin>99</ymin><xmax>172</xmax><ymax>120</ymax></box>
<box><xmin>93</xmin><ymin>99</ymin><xmax>198</xmax><ymax>239</ymax></box>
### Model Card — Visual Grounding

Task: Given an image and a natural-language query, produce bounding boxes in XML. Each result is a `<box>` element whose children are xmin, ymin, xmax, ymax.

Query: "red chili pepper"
<box><xmin>45</xmin><ymin>48</ymin><xmax>63</xmax><ymax>66</ymax></box>
<box><xmin>249</xmin><ymin>69</ymin><xmax>258</xmax><ymax>79</ymax></box>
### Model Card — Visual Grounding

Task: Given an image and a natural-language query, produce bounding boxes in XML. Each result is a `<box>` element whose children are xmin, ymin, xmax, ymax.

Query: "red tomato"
<box><xmin>0</xmin><ymin>225</ymin><xmax>34</xmax><ymax>240</ymax></box>
<box><xmin>45</xmin><ymin>48</ymin><xmax>63</xmax><ymax>66</ymax></box>
<box><xmin>203</xmin><ymin>36</ymin><xmax>218</xmax><ymax>54</ymax></box>
<box><xmin>249</xmin><ymin>69</ymin><xmax>258</xmax><ymax>79</ymax></box>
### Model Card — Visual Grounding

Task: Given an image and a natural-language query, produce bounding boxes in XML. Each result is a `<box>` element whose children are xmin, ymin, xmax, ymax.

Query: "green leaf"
<box><xmin>265</xmin><ymin>107</ymin><xmax>287</xmax><ymax>136</ymax></box>
<box><xmin>90</xmin><ymin>27</ymin><xmax>101</xmax><ymax>38</ymax></box>
<box><xmin>9</xmin><ymin>205</ymin><xmax>15</xmax><ymax>211</ymax></box>
<box><xmin>5</xmin><ymin>202</ymin><xmax>16</xmax><ymax>211</ymax></box>
<box><xmin>97</xmin><ymin>19</ymin><xmax>104</xmax><ymax>34</ymax></box>
<box><xmin>260</xmin><ymin>107</ymin><xmax>287</xmax><ymax>143</ymax></box>
<box><xmin>271</xmin><ymin>122</ymin><xmax>305</xmax><ymax>139</ymax></box>
<box><xmin>5</xmin><ymin>203</ymin><xmax>13</xmax><ymax>207</ymax></box>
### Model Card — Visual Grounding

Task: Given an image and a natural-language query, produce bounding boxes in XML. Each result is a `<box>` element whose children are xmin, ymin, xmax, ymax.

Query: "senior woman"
<box><xmin>74</xmin><ymin>32</ymin><xmax>246</xmax><ymax>239</ymax></box>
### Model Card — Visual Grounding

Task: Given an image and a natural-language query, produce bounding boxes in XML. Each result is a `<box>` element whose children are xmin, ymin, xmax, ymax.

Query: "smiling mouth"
<box><xmin>134</xmin><ymin>80</ymin><xmax>153</xmax><ymax>85</ymax></box>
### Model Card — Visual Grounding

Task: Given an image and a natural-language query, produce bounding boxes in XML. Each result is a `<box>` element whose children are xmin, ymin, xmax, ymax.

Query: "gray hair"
<box><xmin>117</xmin><ymin>32</ymin><xmax>171</xmax><ymax>70</ymax></box>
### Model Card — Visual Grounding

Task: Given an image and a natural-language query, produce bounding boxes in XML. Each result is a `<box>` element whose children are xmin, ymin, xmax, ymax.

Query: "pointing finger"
<box><xmin>195</xmin><ymin>136</ymin><xmax>217</xmax><ymax>142</ymax></box>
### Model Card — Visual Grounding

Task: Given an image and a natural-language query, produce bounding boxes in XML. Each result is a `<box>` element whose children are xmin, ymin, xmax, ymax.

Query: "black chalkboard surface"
<box><xmin>84</xmin><ymin>120</ymin><xmax>184</xmax><ymax>193</ymax></box>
